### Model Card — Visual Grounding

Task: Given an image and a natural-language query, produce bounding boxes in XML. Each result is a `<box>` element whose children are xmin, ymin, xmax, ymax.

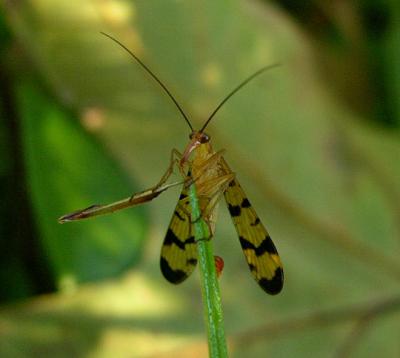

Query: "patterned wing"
<box><xmin>224</xmin><ymin>179</ymin><xmax>283</xmax><ymax>294</ymax></box>
<box><xmin>160</xmin><ymin>188</ymin><xmax>198</xmax><ymax>284</ymax></box>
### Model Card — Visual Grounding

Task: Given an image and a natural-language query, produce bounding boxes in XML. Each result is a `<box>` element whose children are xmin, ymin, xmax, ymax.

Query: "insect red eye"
<box><xmin>199</xmin><ymin>133</ymin><xmax>210</xmax><ymax>143</ymax></box>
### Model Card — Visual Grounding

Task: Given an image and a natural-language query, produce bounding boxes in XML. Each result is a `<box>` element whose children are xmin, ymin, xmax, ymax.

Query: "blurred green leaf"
<box><xmin>17</xmin><ymin>81</ymin><xmax>148</xmax><ymax>287</ymax></box>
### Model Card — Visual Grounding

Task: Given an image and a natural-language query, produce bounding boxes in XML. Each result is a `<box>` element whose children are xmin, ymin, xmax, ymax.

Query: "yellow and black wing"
<box><xmin>224</xmin><ymin>178</ymin><xmax>284</xmax><ymax>295</ymax></box>
<box><xmin>160</xmin><ymin>188</ymin><xmax>198</xmax><ymax>284</ymax></box>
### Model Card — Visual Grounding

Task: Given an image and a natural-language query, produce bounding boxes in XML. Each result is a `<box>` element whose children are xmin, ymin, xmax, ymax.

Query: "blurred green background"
<box><xmin>1</xmin><ymin>1</ymin><xmax>400</xmax><ymax>357</ymax></box>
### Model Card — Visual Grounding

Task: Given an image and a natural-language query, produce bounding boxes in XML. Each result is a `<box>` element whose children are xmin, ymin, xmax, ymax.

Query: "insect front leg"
<box><xmin>154</xmin><ymin>148</ymin><xmax>183</xmax><ymax>187</ymax></box>
<box><xmin>129</xmin><ymin>149</ymin><xmax>183</xmax><ymax>203</ymax></box>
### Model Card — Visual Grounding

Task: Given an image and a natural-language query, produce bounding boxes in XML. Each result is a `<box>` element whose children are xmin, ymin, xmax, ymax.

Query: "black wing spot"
<box><xmin>186</xmin><ymin>258</ymin><xmax>197</xmax><ymax>266</ymax></box>
<box><xmin>160</xmin><ymin>257</ymin><xmax>187</xmax><ymax>284</ymax></box>
<box><xmin>239</xmin><ymin>235</ymin><xmax>277</xmax><ymax>256</ymax></box>
<box><xmin>186</xmin><ymin>236</ymin><xmax>195</xmax><ymax>244</ymax></box>
<box><xmin>179</xmin><ymin>193</ymin><xmax>188</xmax><ymax>200</ymax></box>
<box><xmin>164</xmin><ymin>229</ymin><xmax>185</xmax><ymax>250</ymax></box>
<box><xmin>228</xmin><ymin>204</ymin><xmax>241</xmax><ymax>217</ymax></box>
<box><xmin>258</xmin><ymin>267</ymin><xmax>284</xmax><ymax>295</ymax></box>
<box><xmin>228</xmin><ymin>180</ymin><xmax>236</xmax><ymax>187</ymax></box>
<box><xmin>241</xmin><ymin>198</ymin><xmax>251</xmax><ymax>208</ymax></box>
<box><xmin>239</xmin><ymin>236</ymin><xmax>253</xmax><ymax>250</ymax></box>
<box><xmin>257</xmin><ymin>235</ymin><xmax>278</xmax><ymax>255</ymax></box>
<box><xmin>251</xmin><ymin>217</ymin><xmax>260</xmax><ymax>226</ymax></box>
<box><xmin>248</xmin><ymin>263</ymin><xmax>256</xmax><ymax>272</ymax></box>
<box><xmin>174</xmin><ymin>210</ymin><xmax>185</xmax><ymax>221</ymax></box>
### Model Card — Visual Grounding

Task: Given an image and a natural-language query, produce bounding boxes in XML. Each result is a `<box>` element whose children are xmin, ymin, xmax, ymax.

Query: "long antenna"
<box><xmin>200</xmin><ymin>63</ymin><xmax>280</xmax><ymax>132</ymax></box>
<box><xmin>101</xmin><ymin>32</ymin><xmax>194</xmax><ymax>131</ymax></box>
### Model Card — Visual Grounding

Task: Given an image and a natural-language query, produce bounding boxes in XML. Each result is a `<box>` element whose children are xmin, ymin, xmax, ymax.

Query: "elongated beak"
<box><xmin>180</xmin><ymin>137</ymin><xmax>201</xmax><ymax>165</ymax></box>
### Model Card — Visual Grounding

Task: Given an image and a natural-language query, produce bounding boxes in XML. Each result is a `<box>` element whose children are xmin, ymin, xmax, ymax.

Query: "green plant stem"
<box><xmin>188</xmin><ymin>182</ymin><xmax>228</xmax><ymax>358</ymax></box>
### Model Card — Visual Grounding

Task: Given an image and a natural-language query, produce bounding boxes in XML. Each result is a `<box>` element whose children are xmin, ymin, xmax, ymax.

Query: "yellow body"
<box><xmin>161</xmin><ymin>131</ymin><xmax>284</xmax><ymax>294</ymax></box>
<box><xmin>191</xmin><ymin>141</ymin><xmax>232</xmax><ymax>236</ymax></box>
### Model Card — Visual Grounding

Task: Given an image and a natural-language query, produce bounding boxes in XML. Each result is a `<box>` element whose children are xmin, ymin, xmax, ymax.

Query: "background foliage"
<box><xmin>0</xmin><ymin>0</ymin><xmax>399</xmax><ymax>357</ymax></box>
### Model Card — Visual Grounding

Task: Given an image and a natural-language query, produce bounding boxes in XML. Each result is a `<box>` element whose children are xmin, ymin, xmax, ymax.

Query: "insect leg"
<box><xmin>59</xmin><ymin>150</ymin><xmax>184</xmax><ymax>223</ymax></box>
<box><xmin>58</xmin><ymin>180</ymin><xmax>182</xmax><ymax>223</ymax></box>
<box><xmin>154</xmin><ymin>148</ymin><xmax>183</xmax><ymax>188</ymax></box>
<box><xmin>128</xmin><ymin>149</ymin><xmax>183</xmax><ymax>202</ymax></box>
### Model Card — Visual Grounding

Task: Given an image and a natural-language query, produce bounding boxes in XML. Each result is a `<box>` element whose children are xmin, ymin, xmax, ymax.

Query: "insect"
<box><xmin>59</xmin><ymin>33</ymin><xmax>284</xmax><ymax>295</ymax></box>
